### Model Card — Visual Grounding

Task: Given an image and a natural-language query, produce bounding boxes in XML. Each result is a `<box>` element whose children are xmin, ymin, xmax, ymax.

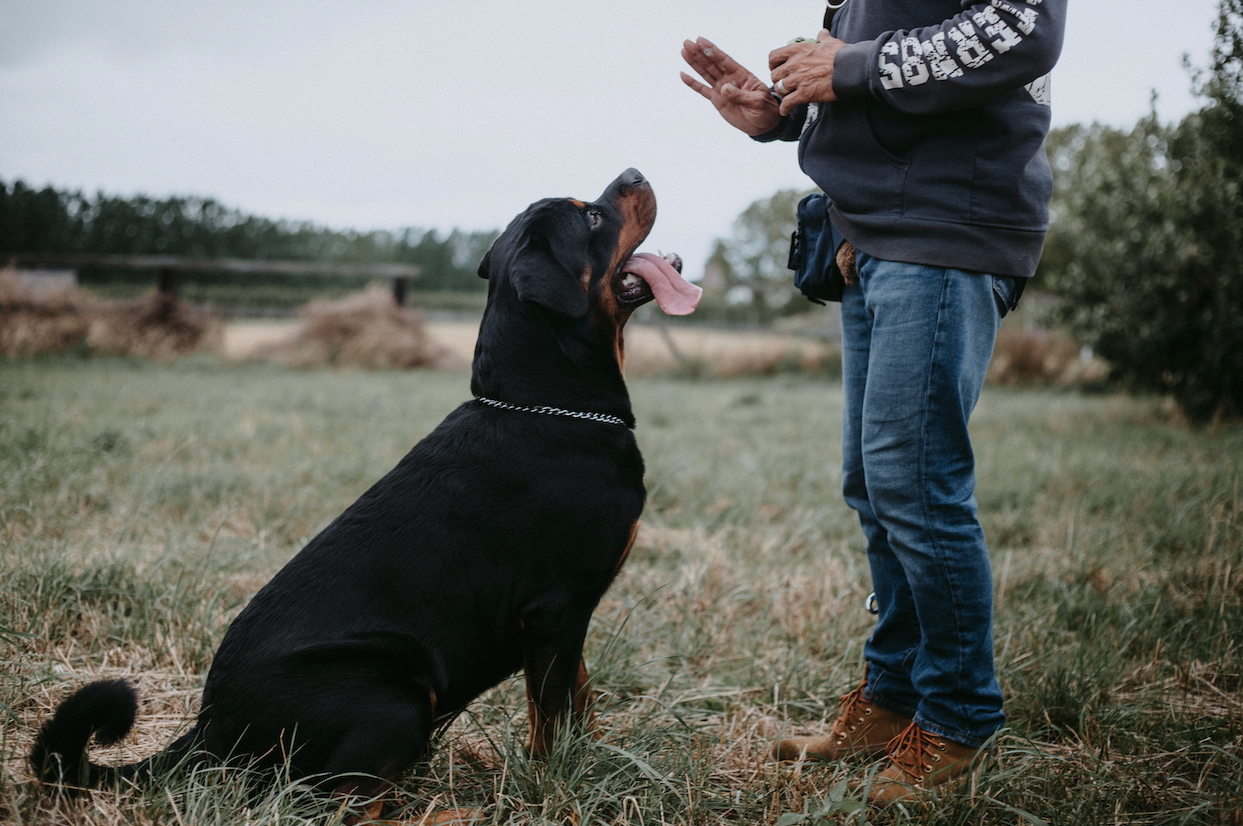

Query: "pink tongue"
<box><xmin>622</xmin><ymin>253</ymin><xmax>702</xmax><ymax>316</ymax></box>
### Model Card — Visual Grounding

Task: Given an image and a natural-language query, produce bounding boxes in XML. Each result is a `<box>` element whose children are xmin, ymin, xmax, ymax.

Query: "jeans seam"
<box><xmin>917</xmin><ymin>268</ymin><xmax>967</xmax><ymax>726</ymax></box>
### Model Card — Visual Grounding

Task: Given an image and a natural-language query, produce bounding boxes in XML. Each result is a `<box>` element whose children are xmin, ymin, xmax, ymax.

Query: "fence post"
<box><xmin>156</xmin><ymin>266</ymin><xmax>180</xmax><ymax>297</ymax></box>
<box><xmin>391</xmin><ymin>276</ymin><xmax>409</xmax><ymax>307</ymax></box>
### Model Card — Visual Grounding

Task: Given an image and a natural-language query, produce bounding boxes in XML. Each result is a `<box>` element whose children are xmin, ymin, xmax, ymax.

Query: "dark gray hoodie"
<box><xmin>759</xmin><ymin>0</ymin><xmax>1066</xmax><ymax>279</ymax></box>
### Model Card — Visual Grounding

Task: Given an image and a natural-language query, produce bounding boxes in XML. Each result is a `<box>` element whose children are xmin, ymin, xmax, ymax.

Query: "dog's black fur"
<box><xmin>31</xmin><ymin>169</ymin><xmax>666</xmax><ymax>801</ymax></box>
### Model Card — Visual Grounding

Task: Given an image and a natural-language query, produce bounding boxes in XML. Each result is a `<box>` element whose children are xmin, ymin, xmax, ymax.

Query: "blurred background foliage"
<box><xmin>696</xmin><ymin>188</ymin><xmax>813</xmax><ymax>326</ymax></box>
<box><xmin>3</xmin><ymin>0</ymin><xmax>1242</xmax><ymax>420</ymax></box>
<box><xmin>0</xmin><ymin>183</ymin><xmax>497</xmax><ymax>306</ymax></box>
<box><xmin>1035</xmin><ymin>0</ymin><xmax>1243</xmax><ymax>422</ymax></box>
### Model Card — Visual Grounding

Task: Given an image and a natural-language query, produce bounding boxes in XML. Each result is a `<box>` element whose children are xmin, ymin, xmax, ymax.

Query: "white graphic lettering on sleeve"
<box><xmin>921</xmin><ymin>32</ymin><xmax>965</xmax><ymax>81</ymax></box>
<box><xmin>1025</xmin><ymin>73</ymin><xmax>1051</xmax><ymax>105</ymax></box>
<box><xmin>900</xmin><ymin>36</ymin><xmax>931</xmax><ymax>85</ymax></box>
<box><xmin>801</xmin><ymin>102</ymin><xmax>821</xmax><ymax>137</ymax></box>
<box><xmin>947</xmin><ymin>20</ymin><xmax>994</xmax><ymax>69</ymax></box>
<box><xmin>990</xmin><ymin>0</ymin><xmax>1039</xmax><ymax>35</ymax></box>
<box><xmin>973</xmin><ymin>6</ymin><xmax>1023</xmax><ymax>53</ymax></box>
<box><xmin>877</xmin><ymin>0</ymin><xmax>1046</xmax><ymax>89</ymax></box>
<box><xmin>879</xmin><ymin>41</ymin><xmax>904</xmax><ymax>90</ymax></box>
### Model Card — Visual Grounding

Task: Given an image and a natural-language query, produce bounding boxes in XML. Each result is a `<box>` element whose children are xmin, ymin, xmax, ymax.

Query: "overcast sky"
<box><xmin>0</xmin><ymin>1</ymin><xmax>1224</xmax><ymax>280</ymax></box>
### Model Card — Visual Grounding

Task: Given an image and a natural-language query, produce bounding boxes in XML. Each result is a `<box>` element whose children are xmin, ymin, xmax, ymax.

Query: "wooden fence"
<box><xmin>6</xmin><ymin>254</ymin><xmax>421</xmax><ymax>306</ymax></box>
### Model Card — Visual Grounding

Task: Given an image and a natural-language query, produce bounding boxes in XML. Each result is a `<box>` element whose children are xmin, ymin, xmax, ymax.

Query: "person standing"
<box><xmin>681</xmin><ymin>0</ymin><xmax>1065</xmax><ymax>805</ymax></box>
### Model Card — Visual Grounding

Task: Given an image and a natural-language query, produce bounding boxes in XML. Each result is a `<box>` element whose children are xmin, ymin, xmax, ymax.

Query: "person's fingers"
<box><xmin>816</xmin><ymin>28</ymin><xmax>833</xmax><ymax>42</ymax></box>
<box><xmin>680</xmin><ymin>72</ymin><xmax>714</xmax><ymax>100</ymax></box>
<box><xmin>778</xmin><ymin>85</ymin><xmax>808</xmax><ymax>116</ymax></box>
<box><xmin>769</xmin><ymin>43</ymin><xmax>800</xmax><ymax>71</ymax></box>
<box><xmin>683</xmin><ymin>35</ymin><xmax>772</xmax><ymax>109</ymax></box>
<box><xmin>696</xmin><ymin>37</ymin><xmax>748</xmax><ymax>78</ymax></box>
<box><xmin>685</xmin><ymin>38</ymin><xmax>722</xmax><ymax>67</ymax></box>
<box><xmin>682</xmin><ymin>43</ymin><xmax>724</xmax><ymax>86</ymax></box>
<box><xmin>722</xmin><ymin>83</ymin><xmax>773</xmax><ymax>112</ymax></box>
<box><xmin>680</xmin><ymin>42</ymin><xmax>705</xmax><ymax>69</ymax></box>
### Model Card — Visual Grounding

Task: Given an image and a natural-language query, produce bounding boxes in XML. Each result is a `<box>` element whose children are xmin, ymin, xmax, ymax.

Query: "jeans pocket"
<box><xmin>991</xmin><ymin>275</ymin><xmax>1024</xmax><ymax>318</ymax></box>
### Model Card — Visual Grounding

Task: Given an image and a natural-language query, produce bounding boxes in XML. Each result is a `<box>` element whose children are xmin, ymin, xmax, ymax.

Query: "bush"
<box><xmin>1040</xmin><ymin>0</ymin><xmax>1243</xmax><ymax>422</ymax></box>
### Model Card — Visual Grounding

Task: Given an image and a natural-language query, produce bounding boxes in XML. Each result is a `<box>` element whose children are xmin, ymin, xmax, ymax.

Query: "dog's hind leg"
<box><xmin>341</xmin><ymin>791</ymin><xmax>481</xmax><ymax>826</ymax></box>
<box><xmin>327</xmin><ymin>685</ymin><xmax>440</xmax><ymax>823</ymax></box>
<box><xmin>327</xmin><ymin>687</ymin><xmax>483</xmax><ymax>825</ymax></box>
<box><xmin>520</xmin><ymin>616</ymin><xmax>594</xmax><ymax>758</ymax></box>
<box><xmin>341</xmin><ymin>790</ymin><xmax>481</xmax><ymax>826</ymax></box>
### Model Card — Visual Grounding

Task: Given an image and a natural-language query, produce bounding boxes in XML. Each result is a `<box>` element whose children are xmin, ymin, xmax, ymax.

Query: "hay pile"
<box><xmin>0</xmin><ymin>268</ymin><xmax>220</xmax><ymax>359</ymax></box>
<box><xmin>255</xmin><ymin>285</ymin><xmax>456</xmax><ymax>369</ymax></box>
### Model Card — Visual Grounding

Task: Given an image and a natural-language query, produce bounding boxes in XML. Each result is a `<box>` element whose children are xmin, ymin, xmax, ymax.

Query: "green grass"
<box><xmin>1</xmin><ymin>357</ymin><xmax>1240</xmax><ymax>824</ymax></box>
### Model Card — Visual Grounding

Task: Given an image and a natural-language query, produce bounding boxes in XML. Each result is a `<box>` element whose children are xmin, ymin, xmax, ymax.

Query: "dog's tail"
<box><xmin>30</xmin><ymin>679</ymin><xmax>203</xmax><ymax>788</ymax></box>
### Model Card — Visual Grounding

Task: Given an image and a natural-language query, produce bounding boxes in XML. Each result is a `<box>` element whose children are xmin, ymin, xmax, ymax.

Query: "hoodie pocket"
<box><xmin>802</xmin><ymin>98</ymin><xmax>909</xmax><ymax>216</ymax></box>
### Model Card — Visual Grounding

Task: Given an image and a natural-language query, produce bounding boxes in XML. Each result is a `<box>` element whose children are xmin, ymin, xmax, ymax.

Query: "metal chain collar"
<box><xmin>474</xmin><ymin>396</ymin><xmax>631</xmax><ymax>429</ymax></box>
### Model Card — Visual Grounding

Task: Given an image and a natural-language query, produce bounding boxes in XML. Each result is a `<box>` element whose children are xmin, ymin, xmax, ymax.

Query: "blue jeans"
<box><xmin>840</xmin><ymin>252</ymin><xmax>1018</xmax><ymax>748</ymax></box>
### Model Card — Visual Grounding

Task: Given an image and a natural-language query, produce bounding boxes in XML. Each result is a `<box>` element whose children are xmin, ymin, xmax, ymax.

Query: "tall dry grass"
<box><xmin>1</xmin><ymin>354</ymin><xmax>1238</xmax><ymax>823</ymax></box>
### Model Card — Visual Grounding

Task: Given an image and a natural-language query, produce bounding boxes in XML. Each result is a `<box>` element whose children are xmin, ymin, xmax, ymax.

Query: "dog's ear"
<box><xmin>509</xmin><ymin>205</ymin><xmax>590</xmax><ymax>318</ymax></box>
<box><xmin>476</xmin><ymin>244</ymin><xmax>493</xmax><ymax>280</ymax></box>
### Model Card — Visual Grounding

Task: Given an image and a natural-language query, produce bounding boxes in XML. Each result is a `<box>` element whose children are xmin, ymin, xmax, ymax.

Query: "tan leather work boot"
<box><xmin>864</xmin><ymin>722</ymin><xmax>983</xmax><ymax>806</ymax></box>
<box><xmin>773</xmin><ymin>679</ymin><xmax>913</xmax><ymax>762</ymax></box>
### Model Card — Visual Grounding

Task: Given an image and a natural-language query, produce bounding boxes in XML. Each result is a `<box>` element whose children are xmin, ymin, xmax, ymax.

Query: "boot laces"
<box><xmin>885</xmin><ymin>724</ymin><xmax>945</xmax><ymax>779</ymax></box>
<box><xmin>831</xmin><ymin>683</ymin><xmax>873</xmax><ymax>737</ymax></box>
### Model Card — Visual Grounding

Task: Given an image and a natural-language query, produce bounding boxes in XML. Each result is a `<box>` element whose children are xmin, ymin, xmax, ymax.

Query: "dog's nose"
<box><xmin>599</xmin><ymin>167</ymin><xmax>654</xmax><ymax>207</ymax></box>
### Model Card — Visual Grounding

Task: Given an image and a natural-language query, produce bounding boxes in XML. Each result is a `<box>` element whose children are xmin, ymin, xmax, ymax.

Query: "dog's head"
<box><xmin>476</xmin><ymin>168</ymin><xmax>700</xmax><ymax>325</ymax></box>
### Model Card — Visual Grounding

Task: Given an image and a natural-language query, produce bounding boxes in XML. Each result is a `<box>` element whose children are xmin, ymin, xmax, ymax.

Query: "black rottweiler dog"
<box><xmin>30</xmin><ymin>169</ymin><xmax>700</xmax><ymax>810</ymax></box>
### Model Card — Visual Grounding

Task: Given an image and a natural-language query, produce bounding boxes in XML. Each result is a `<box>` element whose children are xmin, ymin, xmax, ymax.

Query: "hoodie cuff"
<box><xmin>752</xmin><ymin>98</ymin><xmax>807</xmax><ymax>143</ymax></box>
<box><xmin>832</xmin><ymin>40</ymin><xmax>874</xmax><ymax>99</ymax></box>
<box><xmin>752</xmin><ymin>117</ymin><xmax>793</xmax><ymax>142</ymax></box>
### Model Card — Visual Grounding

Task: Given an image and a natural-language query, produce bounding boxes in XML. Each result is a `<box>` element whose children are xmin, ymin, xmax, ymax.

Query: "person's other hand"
<box><xmin>681</xmin><ymin>37</ymin><xmax>782</xmax><ymax>136</ymax></box>
<box><xmin>769</xmin><ymin>29</ymin><xmax>845</xmax><ymax>116</ymax></box>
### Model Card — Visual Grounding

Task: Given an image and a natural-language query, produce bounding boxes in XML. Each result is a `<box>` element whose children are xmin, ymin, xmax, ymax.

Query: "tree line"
<box><xmin>0</xmin><ymin>182</ymin><xmax>497</xmax><ymax>294</ymax></box>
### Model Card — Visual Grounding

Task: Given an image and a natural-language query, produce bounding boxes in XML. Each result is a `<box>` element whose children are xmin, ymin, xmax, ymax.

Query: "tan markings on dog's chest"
<box><xmin>590</xmin><ymin>288</ymin><xmax>626</xmax><ymax>374</ymax></box>
<box><xmin>614</xmin><ymin>329</ymin><xmax>626</xmax><ymax>376</ymax></box>
<box><xmin>613</xmin><ymin>520</ymin><xmax>640</xmax><ymax>577</ymax></box>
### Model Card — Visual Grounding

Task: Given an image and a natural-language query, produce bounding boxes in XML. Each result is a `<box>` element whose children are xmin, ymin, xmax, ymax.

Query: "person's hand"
<box><xmin>769</xmin><ymin>29</ymin><xmax>846</xmax><ymax>116</ymax></box>
<box><xmin>681</xmin><ymin>37</ymin><xmax>782</xmax><ymax>137</ymax></box>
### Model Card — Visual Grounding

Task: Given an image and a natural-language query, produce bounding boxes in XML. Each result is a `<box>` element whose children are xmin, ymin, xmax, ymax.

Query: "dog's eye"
<box><xmin>586</xmin><ymin>210</ymin><xmax>603</xmax><ymax>229</ymax></box>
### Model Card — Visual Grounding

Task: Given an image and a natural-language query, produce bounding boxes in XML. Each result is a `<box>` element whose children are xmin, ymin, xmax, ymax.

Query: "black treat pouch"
<box><xmin>788</xmin><ymin>193</ymin><xmax>846</xmax><ymax>304</ymax></box>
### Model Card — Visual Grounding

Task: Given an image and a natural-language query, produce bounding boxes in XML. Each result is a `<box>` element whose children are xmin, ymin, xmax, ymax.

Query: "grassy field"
<box><xmin>1</xmin><ymin>357</ymin><xmax>1240</xmax><ymax>825</ymax></box>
